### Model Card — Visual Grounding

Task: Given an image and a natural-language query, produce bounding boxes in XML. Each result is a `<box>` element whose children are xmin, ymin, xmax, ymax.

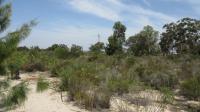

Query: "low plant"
<box><xmin>181</xmin><ymin>75</ymin><xmax>200</xmax><ymax>100</ymax></box>
<box><xmin>3</xmin><ymin>82</ymin><xmax>29</xmax><ymax>108</ymax></box>
<box><xmin>36</xmin><ymin>77</ymin><xmax>49</xmax><ymax>92</ymax></box>
<box><xmin>160</xmin><ymin>87</ymin><xmax>174</xmax><ymax>104</ymax></box>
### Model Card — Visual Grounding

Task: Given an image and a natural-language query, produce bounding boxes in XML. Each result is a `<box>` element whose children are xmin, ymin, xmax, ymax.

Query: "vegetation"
<box><xmin>126</xmin><ymin>25</ymin><xmax>159</xmax><ymax>56</ymax></box>
<box><xmin>3</xmin><ymin>82</ymin><xmax>29</xmax><ymax>108</ymax></box>
<box><xmin>105</xmin><ymin>21</ymin><xmax>126</xmax><ymax>55</ymax></box>
<box><xmin>36</xmin><ymin>77</ymin><xmax>49</xmax><ymax>92</ymax></box>
<box><xmin>181</xmin><ymin>75</ymin><xmax>200</xmax><ymax>100</ymax></box>
<box><xmin>0</xmin><ymin>0</ymin><xmax>35</xmax><ymax>109</ymax></box>
<box><xmin>0</xmin><ymin>0</ymin><xmax>200</xmax><ymax>111</ymax></box>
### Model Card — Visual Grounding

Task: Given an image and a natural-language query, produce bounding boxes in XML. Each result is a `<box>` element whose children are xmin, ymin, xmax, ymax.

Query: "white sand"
<box><xmin>8</xmin><ymin>72</ymin><xmax>88</xmax><ymax>112</ymax></box>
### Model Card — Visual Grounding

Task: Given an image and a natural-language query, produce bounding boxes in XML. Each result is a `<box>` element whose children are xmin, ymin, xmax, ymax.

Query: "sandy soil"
<box><xmin>7</xmin><ymin>72</ymin><xmax>88</xmax><ymax>112</ymax></box>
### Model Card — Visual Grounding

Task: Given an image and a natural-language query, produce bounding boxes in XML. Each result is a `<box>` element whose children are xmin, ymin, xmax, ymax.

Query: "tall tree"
<box><xmin>160</xmin><ymin>18</ymin><xmax>200</xmax><ymax>54</ymax></box>
<box><xmin>126</xmin><ymin>25</ymin><xmax>159</xmax><ymax>56</ymax></box>
<box><xmin>105</xmin><ymin>21</ymin><xmax>126</xmax><ymax>55</ymax></box>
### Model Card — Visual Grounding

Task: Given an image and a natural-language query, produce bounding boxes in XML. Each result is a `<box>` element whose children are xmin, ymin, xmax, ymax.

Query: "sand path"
<box><xmin>8</xmin><ymin>72</ymin><xmax>88</xmax><ymax>112</ymax></box>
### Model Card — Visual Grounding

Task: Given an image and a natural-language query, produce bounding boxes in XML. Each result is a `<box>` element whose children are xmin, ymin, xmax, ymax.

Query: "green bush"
<box><xmin>160</xmin><ymin>87</ymin><xmax>174</xmax><ymax>104</ymax></box>
<box><xmin>134</xmin><ymin>57</ymin><xmax>178</xmax><ymax>89</ymax></box>
<box><xmin>107</xmin><ymin>78</ymin><xmax>130</xmax><ymax>95</ymax></box>
<box><xmin>181</xmin><ymin>76</ymin><xmax>200</xmax><ymax>100</ymax></box>
<box><xmin>54</xmin><ymin>47</ymin><xmax>69</xmax><ymax>59</ymax></box>
<box><xmin>36</xmin><ymin>77</ymin><xmax>49</xmax><ymax>92</ymax></box>
<box><xmin>3</xmin><ymin>82</ymin><xmax>29</xmax><ymax>108</ymax></box>
<box><xmin>58</xmin><ymin>62</ymin><xmax>113</xmax><ymax>109</ymax></box>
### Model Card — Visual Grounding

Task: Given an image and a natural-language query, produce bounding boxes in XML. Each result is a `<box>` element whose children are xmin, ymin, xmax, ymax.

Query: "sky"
<box><xmin>8</xmin><ymin>0</ymin><xmax>200</xmax><ymax>50</ymax></box>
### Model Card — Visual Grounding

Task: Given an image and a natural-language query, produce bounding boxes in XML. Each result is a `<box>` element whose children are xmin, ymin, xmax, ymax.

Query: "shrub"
<box><xmin>54</xmin><ymin>46</ymin><xmax>69</xmax><ymax>59</ymax></box>
<box><xmin>22</xmin><ymin>62</ymin><xmax>46</xmax><ymax>72</ymax></box>
<box><xmin>160</xmin><ymin>87</ymin><xmax>174</xmax><ymax>104</ymax></box>
<box><xmin>147</xmin><ymin>72</ymin><xmax>178</xmax><ymax>89</ymax></box>
<box><xmin>134</xmin><ymin>57</ymin><xmax>178</xmax><ymax>89</ymax></box>
<box><xmin>3</xmin><ymin>82</ymin><xmax>29</xmax><ymax>108</ymax></box>
<box><xmin>36</xmin><ymin>77</ymin><xmax>49</xmax><ymax>92</ymax></box>
<box><xmin>0</xmin><ymin>64</ymin><xmax>7</xmax><ymax>76</ymax></box>
<box><xmin>107</xmin><ymin>78</ymin><xmax>130</xmax><ymax>95</ymax></box>
<box><xmin>94</xmin><ymin>87</ymin><xmax>111</xmax><ymax>109</ymax></box>
<box><xmin>70</xmin><ymin>44</ymin><xmax>83</xmax><ymax>58</ymax></box>
<box><xmin>58</xmin><ymin>62</ymin><xmax>113</xmax><ymax>109</ymax></box>
<box><xmin>125</xmin><ymin>56</ymin><xmax>136</xmax><ymax>68</ymax></box>
<box><xmin>181</xmin><ymin>76</ymin><xmax>200</xmax><ymax>100</ymax></box>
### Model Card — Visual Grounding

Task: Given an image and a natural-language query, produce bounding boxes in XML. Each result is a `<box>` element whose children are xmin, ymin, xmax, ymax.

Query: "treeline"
<box><xmin>18</xmin><ymin>17</ymin><xmax>200</xmax><ymax>57</ymax></box>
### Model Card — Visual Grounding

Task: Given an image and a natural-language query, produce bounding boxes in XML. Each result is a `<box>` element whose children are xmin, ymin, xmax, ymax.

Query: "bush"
<box><xmin>54</xmin><ymin>47</ymin><xmax>69</xmax><ymax>59</ymax></box>
<box><xmin>134</xmin><ymin>57</ymin><xmax>178</xmax><ymax>89</ymax></box>
<box><xmin>160</xmin><ymin>87</ymin><xmax>174</xmax><ymax>104</ymax></box>
<box><xmin>58</xmin><ymin>62</ymin><xmax>113</xmax><ymax>109</ymax></box>
<box><xmin>107</xmin><ymin>78</ymin><xmax>130</xmax><ymax>95</ymax></box>
<box><xmin>36</xmin><ymin>77</ymin><xmax>49</xmax><ymax>92</ymax></box>
<box><xmin>181</xmin><ymin>76</ymin><xmax>200</xmax><ymax>100</ymax></box>
<box><xmin>147</xmin><ymin>72</ymin><xmax>178</xmax><ymax>89</ymax></box>
<box><xmin>22</xmin><ymin>62</ymin><xmax>46</xmax><ymax>72</ymax></box>
<box><xmin>70</xmin><ymin>44</ymin><xmax>83</xmax><ymax>58</ymax></box>
<box><xmin>3</xmin><ymin>82</ymin><xmax>29</xmax><ymax>108</ymax></box>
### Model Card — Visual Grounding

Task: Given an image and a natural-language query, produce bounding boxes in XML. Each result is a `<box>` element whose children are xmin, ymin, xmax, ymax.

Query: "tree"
<box><xmin>70</xmin><ymin>44</ymin><xmax>83</xmax><ymax>57</ymax></box>
<box><xmin>0</xmin><ymin>0</ymin><xmax>36</xmax><ymax>76</ymax></box>
<box><xmin>105</xmin><ymin>21</ymin><xmax>126</xmax><ymax>55</ymax></box>
<box><xmin>126</xmin><ymin>25</ymin><xmax>159</xmax><ymax>56</ymax></box>
<box><xmin>54</xmin><ymin>44</ymin><xmax>69</xmax><ymax>59</ymax></box>
<box><xmin>160</xmin><ymin>18</ymin><xmax>200</xmax><ymax>55</ymax></box>
<box><xmin>0</xmin><ymin>0</ymin><xmax>35</xmax><ymax>109</ymax></box>
<box><xmin>47</xmin><ymin>44</ymin><xmax>59</xmax><ymax>51</ymax></box>
<box><xmin>89</xmin><ymin>42</ymin><xmax>105</xmax><ymax>53</ymax></box>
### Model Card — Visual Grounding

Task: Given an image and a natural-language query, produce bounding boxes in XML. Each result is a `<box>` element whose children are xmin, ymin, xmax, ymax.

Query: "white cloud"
<box><xmin>25</xmin><ymin>0</ymin><xmax>180</xmax><ymax>50</ymax></box>
<box><xmin>68</xmin><ymin>0</ymin><xmax>121</xmax><ymax>21</ymax></box>
<box><xmin>67</xmin><ymin>0</ymin><xmax>176</xmax><ymax>25</ymax></box>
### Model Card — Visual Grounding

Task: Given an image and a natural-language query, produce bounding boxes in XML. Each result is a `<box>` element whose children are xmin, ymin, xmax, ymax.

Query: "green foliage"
<box><xmin>134</xmin><ymin>57</ymin><xmax>178</xmax><ymax>89</ymax></box>
<box><xmin>160</xmin><ymin>18</ymin><xmax>200</xmax><ymax>54</ymax></box>
<box><xmin>160</xmin><ymin>87</ymin><xmax>174</xmax><ymax>104</ymax></box>
<box><xmin>0</xmin><ymin>1</ymin><xmax>34</xmax><ymax>108</ymax></box>
<box><xmin>47</xmin><ymin>44</ymin><xmax>60</xmax><ymax>51</ymax></box>
<box><xmin>54</xmin><ymin>44</ymin><xmax>69</xmax><ymax>59</ymax></box>
<box><xmin>181</xmin><ymin>75</ymin><xmax>200</xmax><ymax>100</ymax></box>
<box><xmin>58</xmin><ymin>61</ymin><xmax>113</xmax><ymax>109</ymax></box>
<box><xmin>0</xmin><ymin>21</ymin><xmax>36</xmax><ymax>63</ymax></box>
<box><xmin>107</xmin><ymin>77</ymin><xmax>130</xmax><ymax>95</ymax></box>
<box><xmin>106</xmin><ymin>21</ymin><xmax>126</xmax><ymax>55</ymax></box>
<box><xmin>70</xmin><ymin>44</ymin><xmax>83</xmax><ymax>57</ymax></box>
<box><xmin>3</xmin><ymin>82</ymin><xmax>29</xmax><ymax>108</ymax></box>
<box><xmin>36</xmin><ymin>77</ymin><xmax>49</xmax><ymax>92</ymax></box>
<box><xmin>89</xmin><ymin>42</ymin><xmax>105</xmax><ymax>53</ymax></box>
<box><xmin>0</xmin><ymin>1</ymin><xmax>11</xmax><ymax>33</ymax></box>
<box><xmin>127</xmin><ymin>25</ymin><xmax>159</xmax><ymax>56</ymax></box>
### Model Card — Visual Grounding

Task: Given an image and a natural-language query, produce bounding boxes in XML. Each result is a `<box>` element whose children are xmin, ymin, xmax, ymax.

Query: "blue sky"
<box><xmin>9</xmin><ymin>0</ymin><xmax>200</xmax><ymax>50</ymax></box>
